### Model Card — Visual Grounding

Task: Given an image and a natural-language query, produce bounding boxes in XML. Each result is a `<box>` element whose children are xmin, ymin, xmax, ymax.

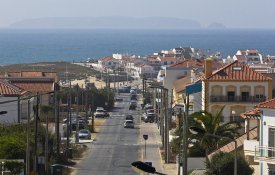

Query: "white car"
<box><xmin>95</xmin><ymin>108</ymin><xmax>105</xmax><ymax>118</ymax></box>
<box><xmin>124</xmin><ymin>120</ymin><xmax>134</xmax><ymax>128</ymax></box>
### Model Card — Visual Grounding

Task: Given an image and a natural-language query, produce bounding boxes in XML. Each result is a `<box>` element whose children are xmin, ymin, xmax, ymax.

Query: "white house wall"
<box><xmin>0</xmin><ymin>97</ymin><xmax>19</xmax><ymax>124</ymax></box>
<box><xmin>260</xmin><ymin>108</ymin><xmax>275</xmax><ymax>175</ymax></box>
<box><xmin>163</xmin><ymin>69</ymin><xmax>189</xmax><ymax>90</ymax></box>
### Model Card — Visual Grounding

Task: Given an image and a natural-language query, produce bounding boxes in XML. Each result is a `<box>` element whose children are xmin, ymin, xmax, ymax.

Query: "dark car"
<box><xmin>125</xmin><ymin>115</ymin><xmax>134</xmax><ymax>121</ymax></box>
<box><xmin>129</xmin><ymin>104</ymin><xmax>136</xmax><ymax>110</ymax></box>
<box><xmin>144</xmin><ymin>113</ymin><xmax>156</xmax><ymax>123</ymax></box>
<box><xmin>131</xmin><ymin>95</ymin><xmax>137</xmax><ymax>100</ymax></box>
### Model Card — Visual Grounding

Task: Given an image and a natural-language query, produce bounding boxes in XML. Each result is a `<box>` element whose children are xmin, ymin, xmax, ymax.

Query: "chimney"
<box><xmin>205</xmin><ymin>57</ymin><xmax>213</xmax><ymax>78</ymax></box>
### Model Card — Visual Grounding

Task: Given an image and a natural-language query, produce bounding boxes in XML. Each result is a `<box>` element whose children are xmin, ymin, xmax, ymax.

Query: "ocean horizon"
<box><xmin>0</xmin><ymin>28</ymin><xmax>274</xmax><ymax>64</ymax></box>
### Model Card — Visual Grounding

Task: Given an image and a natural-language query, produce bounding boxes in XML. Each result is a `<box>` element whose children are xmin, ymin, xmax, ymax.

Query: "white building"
<box><xmin>235</xmin><ymin>49</ymin><xmax>263</xmax><ymax>64</ymax></box>
<box><xmin>243</xmin><ymin>99</ymin><xmax>275</xmax><ymax>175</ymax></box>
<box><xmin>0</xmin><ymin>80</ymin><xmax>32</xmax><ymax>124</ymax></box>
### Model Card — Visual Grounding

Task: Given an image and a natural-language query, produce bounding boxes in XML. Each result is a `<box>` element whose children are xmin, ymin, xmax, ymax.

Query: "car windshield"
<box><xmin>79</xmin><ymin>130</ymin><xmax>89</xmax><ymax>133</ymax></box>
<box><xmin>96</xmin><ymin>110</ymin><xmax>104</xmax><ymax>112</ymax></box>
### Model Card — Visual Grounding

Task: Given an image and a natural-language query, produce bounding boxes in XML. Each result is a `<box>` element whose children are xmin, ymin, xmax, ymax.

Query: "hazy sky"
<box><xmin>0</xmin><ymin>0</ymin><xmax>275</xmax><ymax>28</ymax></box>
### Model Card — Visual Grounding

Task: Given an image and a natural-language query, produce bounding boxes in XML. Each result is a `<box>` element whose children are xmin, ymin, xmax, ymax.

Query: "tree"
<box><xmin>189</xmin><ymin>106</ymin><xmax>242</xmax><ymax>155</ymax></box>
<box><xmin>4</xmin><ymin>161</ymin><xmax>25</xmax><ymax>175</ymax></box>
<box><xmin>206</xmin><ymin>152</ymin><xmax>254</xmax><ymax>175</ymax></box>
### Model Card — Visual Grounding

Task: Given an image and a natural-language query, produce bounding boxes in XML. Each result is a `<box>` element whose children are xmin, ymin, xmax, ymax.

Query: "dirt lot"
<box><xmin>0</xmin><ymin>61</ymin><xmax>98</xmax><ymax>81</ymax></box>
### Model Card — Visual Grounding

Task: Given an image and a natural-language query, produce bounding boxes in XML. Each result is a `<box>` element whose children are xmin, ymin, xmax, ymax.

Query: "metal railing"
<box><xmin>254</xmin><ymin>146</ymin><xmax>275</xmax><ymax>162</ymax></box>
<box><xmin>210</xmin><ymin>95</ymin><xmax>266</xmax><ymax>103</ymax></box>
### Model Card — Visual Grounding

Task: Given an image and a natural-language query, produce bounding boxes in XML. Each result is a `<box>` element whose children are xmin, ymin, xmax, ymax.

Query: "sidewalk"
<box><xmin>139</xmin><ymin>121</ymin><xmax>178</xmax><ymax>175</ymax></box>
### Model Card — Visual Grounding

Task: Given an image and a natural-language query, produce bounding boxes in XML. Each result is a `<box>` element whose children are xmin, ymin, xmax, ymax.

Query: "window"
<box><xmin>241</xmin><ymin>92</ymin><xmax>249</xmax><ymax>102</ymax></box>
<box><xmin>227</xmin><ymin>91</ymin><xmax>235</xmax><ymax>101</ymax></box>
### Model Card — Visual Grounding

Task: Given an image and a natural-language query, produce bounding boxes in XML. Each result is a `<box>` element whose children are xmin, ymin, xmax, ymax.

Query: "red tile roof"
<box><xmin>0</xmin><ymin>71</ymin><xmax>57</xmax><ymax>79</ymax></box>
<box><xmin>0</xmin><ymin>80</ymin><xmax>27</xmax><ymax>95</ymax></box>
<box><xmin>256</xmin><ymin>98</ymin><xmax>275</xmax><ymax>109</ymax></box>
<box><xmin>159</xmin><ymin>56</ymin><xmax>177</xmax><ymax>61</ymax></box>
<box><xmin>206</xmin><ymin>61</ymin><xmax>271</xmax><ymax>81</ymax></box>
<box><xmin>99</xmin><ymin>56</ymin><xmax>113</xmax><ymax>62</ymax></box>
<box><xmin>170</xmin><ymin>59</ymin><xmax>204</xmax><ymax>68</ymax></box>
<box><xmin>240</xmin><ymin>108</ymin><xmax>261</xmax><ymax>118</ymax></box>
<box><xmin>13</xmin><ymin>82</ymin><xmax>54</xmax><ymax>93</ymax></box>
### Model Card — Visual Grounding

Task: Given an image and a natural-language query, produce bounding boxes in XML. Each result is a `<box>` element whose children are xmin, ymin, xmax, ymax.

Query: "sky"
<box><xmin>0</xmin><ymin>0</ymin><xmax>275</xmax><ymax>29</ymax></box>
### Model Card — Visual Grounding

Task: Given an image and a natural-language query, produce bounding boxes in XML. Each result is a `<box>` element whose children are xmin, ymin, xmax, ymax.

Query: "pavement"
<box><xmin>139</xmin><ymin>118</ymin><xmax>178</xmax><ymax>175</ymax></box>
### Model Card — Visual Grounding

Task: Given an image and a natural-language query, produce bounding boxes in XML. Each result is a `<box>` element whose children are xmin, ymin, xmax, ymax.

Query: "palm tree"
<box><xmin>189</xmin><ymin>106</ymin><xmax>242</xmax><ymax>156</ymax></box>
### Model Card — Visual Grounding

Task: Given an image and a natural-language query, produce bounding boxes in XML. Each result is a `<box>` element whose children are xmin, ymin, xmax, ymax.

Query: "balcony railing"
<box><xmin>210</xmin><ymin>95</ymin><xmax>266</xmax><ymax>103</ymax></box>
<box><xmin>254</xmin><ymin>146</ymin><xmax>275</xmax><ymax>163</ymax></box>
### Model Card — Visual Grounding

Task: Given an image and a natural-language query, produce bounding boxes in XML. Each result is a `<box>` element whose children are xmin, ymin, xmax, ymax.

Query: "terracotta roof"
<box><xmin>12</xmin><ymin>82</ymin><xmax>54</xmax><ymax>93</ymax></box>
<box><xmin>159</xmin><ymin>56</ymin><xmax>177</xmax><ymax>61</ymax></box>
<box><xmin>170</xmin><ymin>59</ymin><xmax>204</xmax><ymax>68</ymax></box>
<box><xmin>173</xmin><ymin>77</ymin><xmax>191</xmax><ymax>93</ymax></box>
<box><xmin>0</xmin><ymin>71</ymin><xmax>57</xmax><ymax>81</ymax></box>
<box><xmin>247</xmin><ymin>49</ymin><xmax>258</xmax><ymax>53</ymax></box>
<box><xmin>0</xmin><ymin>80</ymin><xmax>27</xmax><ymax>95</ymax></box>
<box><xmin>240</xmin><ymin>108</ymin><xmax>261</xmax><ymax>118</ymax></box>
<box><xmin>206</xmin><ymin>61</ymin><xmax>271</xmax><ymax>81</ymax></box>
<box><xmin>256</xmin><ymin>98</ymin><xmax>275</xmax><ymax>109</ymax></box>
<box><xmin>99</xmin><ymin>56</ymin><xmax>113</xmax><ymax>62</ymax></box>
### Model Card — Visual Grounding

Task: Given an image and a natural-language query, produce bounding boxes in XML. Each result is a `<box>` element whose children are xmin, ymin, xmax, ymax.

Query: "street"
<box><xmin>73</xmin><ymin>93</ymin><xmax>141</xmax><ymax>175</ymax></box>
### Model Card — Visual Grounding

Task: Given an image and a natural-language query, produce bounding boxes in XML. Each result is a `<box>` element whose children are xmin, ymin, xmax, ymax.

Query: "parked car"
<box><xmin>141</xmin><ymin>113</ymin><xmax>146</xmax><ymax>121</ymax></box>
<box><xmin>131</xmin><ymin>94</ymin><xmax>137</xmax><ymax>100</ymax></box>
<box><xmin>144</xmin><ymin>104</ymin><xmax>153</xmax><ymax>110</ymax></box>
<box><xmin>129</xmin><ymin>104</ymin><xmax>136</xmax><ymax>110</ymax></box>
<box><xmin>103</xmin><ymin>110</ymin><xmax>110</xmax><ymax>117</ymax></box>
<box><xmin>78</xmin><ymin>129</ymin><xmax>91</xmax><ymax>139</ymax></box>
<box><xmin>124</xmin><ymin>120</ymin><xmax>134</xmax><ymax>128</ymax></box>
<box><xmin>95</xmin><ymin>107</ymin><xmax>105</xmax><ymax>118</ymax></box>
<box><xmin>144</xmin><ymin>113</ymin><xmax>156</xmax><ymax>123</ymax></box>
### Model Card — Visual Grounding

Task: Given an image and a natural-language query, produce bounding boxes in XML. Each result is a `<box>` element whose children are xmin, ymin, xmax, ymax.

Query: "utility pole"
<box><xmin>26</xmin><ymin>100</ymin><xmax>30</xmax><ymax>175</ymax></box>
<box><xmin>34</xmin><ymin>93</ymin><xmax>39</xmax><ymax>173</ymax></box>
<box><xmin>85</xmin><ymin>88</ymin><xmax>88</xmax><ymax>121</ymax></box>
<box><xmin>160</xmin><ymin>88</ymin><xmax>164</xmax><ymax>146</ymax></box>
<box><xmin>142</xmin><ymin>76</ymin><xmax>145</xmax><ymax>97</ymax></box>
<box><xmin>75</xmin><ymin>84</ymin><xmax>79</xmax><ymax>144</ymax></box>
<box><xmin>69</xmin><ymin>82</ymin><xmax>72</xmax><ymax>135</ymax></box>
<box><xmin>183</xmin><ymin>94</ymin><xmax>189</xmax><ymax>175</ymax></box>
<box><xmin>91</xmin><ymin>93</ymin><xmax>95</xmax><ymax>132</ymax></box>
<box><xmin>54</xmin><ymin>83</ymin><xmax>60</xmax><ymax>157</ymax></box>
<box><xmin>66</xmin><ymin>94</ymin><xmax>70</xmax><ymax>159</ymax></box>
<box><xmin>45</xmin><ymin>105</ymin><xmax>49</xmax><ymax>175</ymax></box>
<box><xmin>164</xmin><ymin>89</ymin><xmax>169</xmax><ymax>163</ymax></box>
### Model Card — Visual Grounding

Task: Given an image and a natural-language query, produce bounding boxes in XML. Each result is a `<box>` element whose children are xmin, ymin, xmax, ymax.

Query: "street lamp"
<box><xmin>189</xmin><ymin>126</ymin><xmax>237</xmax><ymax>175</ymax></box>
<box><xmin>148</xmin><ymin>85</ymin><xmax>170</xmax><ymax>163</ymax></box>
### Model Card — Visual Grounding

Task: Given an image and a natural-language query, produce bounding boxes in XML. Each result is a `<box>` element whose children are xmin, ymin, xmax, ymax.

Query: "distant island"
<box><xmin>9</xmin><ymin>16</ymin><xmax>203</xmax><ymax>29</ymax></box>
<box><xmin>208</xmin><ymin>22</ymin><xmax>227</xmax><ymax>29</ymax></box>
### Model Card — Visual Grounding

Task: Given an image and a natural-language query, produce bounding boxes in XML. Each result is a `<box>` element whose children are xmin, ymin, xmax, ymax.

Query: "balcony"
<box><xmin>244</xmin><ymin>140</ymin><xmax>259</xmax><ymax>156</ymax></box>
<box><xmin>254</xmin><ymin>146</ymin><xmax>275</xmax><ymax>164</ymax></box>
<box><xmin>210</xmin><ymin>95</ymin><xmax>266</xmax><ymax>103</ymax></box>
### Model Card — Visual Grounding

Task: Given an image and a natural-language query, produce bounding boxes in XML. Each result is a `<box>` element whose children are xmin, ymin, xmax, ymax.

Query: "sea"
<box><xmin>0</xmin><ymin>29</ymin><xmax>274</xmax><ymax>64</ymax></box>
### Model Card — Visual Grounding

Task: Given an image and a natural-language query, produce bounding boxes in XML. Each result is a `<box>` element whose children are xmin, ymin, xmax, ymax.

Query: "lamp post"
<box><xmin>189</xmin><ymin>126</ymin><xmax>237</xmax><ymax>175</ymax></box>
<box><xmin>148</xmin><ymin>85</ymin><xmax>169</xmax><ymax>163</ymax></box>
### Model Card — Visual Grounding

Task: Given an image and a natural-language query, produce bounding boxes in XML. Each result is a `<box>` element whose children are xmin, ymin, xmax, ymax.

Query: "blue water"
<box><xmin>0</xmin><ymin>29</ymin><xmax>274</xmax><ymax>64</ymax></box>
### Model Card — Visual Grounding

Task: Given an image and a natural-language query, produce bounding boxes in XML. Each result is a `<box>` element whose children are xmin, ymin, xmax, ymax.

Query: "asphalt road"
<box><xmin>73</xmin><ymin>93</ymin><xmax>141</xmax><ymax>175</ymax></box>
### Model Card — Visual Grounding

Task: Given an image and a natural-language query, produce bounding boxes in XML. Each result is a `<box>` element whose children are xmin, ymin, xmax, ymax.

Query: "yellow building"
<box><xmin>202</xmin><ymin>59</ymin><xmax>272</xmax><ymax>126</ymax></box>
